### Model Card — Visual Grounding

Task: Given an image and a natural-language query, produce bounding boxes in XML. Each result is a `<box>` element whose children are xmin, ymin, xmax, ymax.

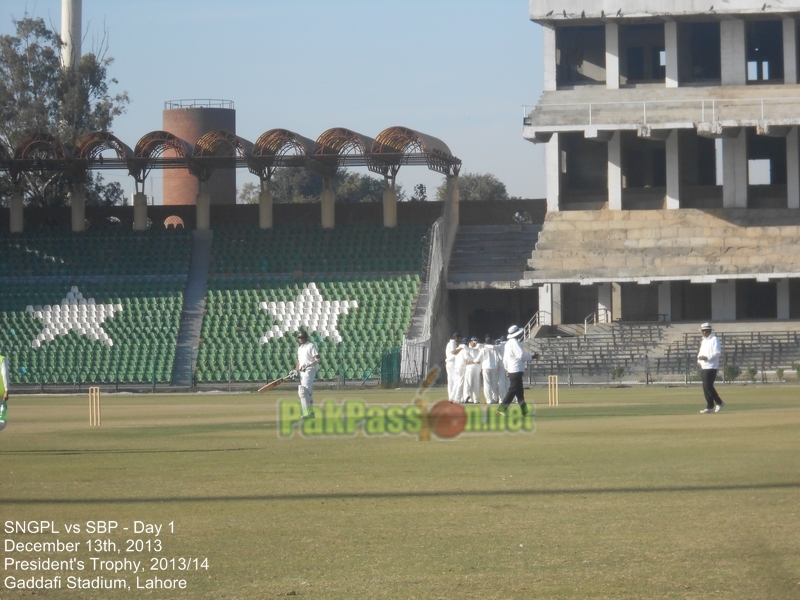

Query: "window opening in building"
<box><xmin>555</xmin><ymin>26</ymin><xmax>606</xmax><ymax>87</ymax></box>
<box><xmin>680</xmin><ymin>22</ymin><xmax>721</xmax><ymax>84</ymax></box>
<box><xmin>746</xmin><ymin>21</ymin><xmax>783</xmax><ymax>83</ymax></box>
<box><xmin>748</xmin><ymin>159</ymin><xmax>771</xmax><ymax>185</ymax></box>
<box><xmin>620</xmin><ymin>24</ymin><xmax>665</xmax><ymax>84</ymax></box>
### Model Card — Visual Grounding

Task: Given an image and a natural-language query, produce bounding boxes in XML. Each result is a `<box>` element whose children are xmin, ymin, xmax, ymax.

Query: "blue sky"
<box><xmin>1</xmin><ymin>1</ymin><xmax>545</xmax><ymax>202</ymax></box>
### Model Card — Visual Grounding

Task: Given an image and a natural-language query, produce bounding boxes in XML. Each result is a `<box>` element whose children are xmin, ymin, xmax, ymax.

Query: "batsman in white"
<box><xmin>0</xmin><ymin>351</ymin><xmax>9</xmax><ymax>431</ymax></box>
<box><xmin>295</xmin><ymin>331</ymin><xmax>320</xmax><ymax>419</ymax></box>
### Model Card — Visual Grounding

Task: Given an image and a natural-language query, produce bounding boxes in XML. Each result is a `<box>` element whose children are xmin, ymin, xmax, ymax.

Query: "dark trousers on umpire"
<box><xmin>500</xmin><ymin>372</ymin><xmax>527</xmax><ymax>410</ymax></box>
<box><xmin>701</xmin><ymin>368</ymin><xmax>722</xmax><ymax>409</ymax></box>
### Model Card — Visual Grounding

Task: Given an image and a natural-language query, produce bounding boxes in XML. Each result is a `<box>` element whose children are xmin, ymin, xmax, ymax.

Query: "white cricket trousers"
<box><xmin>464</xmin><ymin>365</ymin><xmax>481</xmax><ymax>404</ymax></box>
<box><xmin>482</xmin><ymin>368</ymin><xmax>499</xmax><ymax>403</ymax></box>
<box><xmin>298</xmin><ymin>368</ymin><xmax>317</xmax><ymax>415</ymax></box>
<box><xmin>498</xmin><ymin>369</ymin><xmax>509</xmax><ymax>400</ymax></box>
<box><xmin>446</xmin><ymin>362</ymin><xmax>458</xmax><ymax>401</ymax></box>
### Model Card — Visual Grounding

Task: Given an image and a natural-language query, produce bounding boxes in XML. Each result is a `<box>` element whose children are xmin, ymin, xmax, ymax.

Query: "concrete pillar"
<box><xmin>608</xmin><ymin>131</ymin><xmax>622</xmax><ymax>210</ymax></box>
<box><xmin>538</xmin><ymin>283</ymin><xmax>562</xmax><ymax>325</ymax></box>
<box><xmin>783</xmin><ymin>18</ymin><xmax>797</xmax><ymax>84</ymax></box>
<box><xmin>382</xmin><ymin>182</ymin><xmax>397</xmax><ymax>228</ymax></box>
<box><xmin>70</xmin><ymin>184</ymin><xmax>86</xmax><ymax>233</ymax></box>
<box><xmin>538</xmin><ymin>285</ymin><xmax>553</xmax><ymax>326</ymax></box>
<box><xmin>539</xmin><ymin>283</ymin><xmax>561</xmax><ymax>325</ymax></box>
<box><xmin>259</xmin><ymin>182</ymin><xmax>273</xmax><ymax>229</ymax></box>
<box><xmin>658</xmin><ymin>282</ymin><xmax>672</xmax><ymax>322</ymax></box>
<box><xmin>551</xmin><ymin>283</ymin><xmax>562</xmax><ymax>325</ymax></box>
<box><xmin>544</xmin><ymin>25</ymin><xmax>557</xmax><ymax>92</ymax></box>
<box><xmin>196</xmin><ymin>182</ymin><xmax>211</xmax><ymax>230</ymax></box>
<box><xmin>598</xmin><ymin>282</ymin><xmax>612</xmax><ymax>323</ymax></box>
<box><xmin>720</xmin><ymin>20</ymin><xmax>746</xmax><ymax>86</ymax></box>
<box><xmin>605</xmin><ymin>22</ymin><xmax>620</xmax><ymax>90</ymax></box>
<box><xmin>446</xmin><ymin>174</ymin><xmax>460</xmax><ymax>226</ymax></box>
<box><xmin>133</xmin><ymin>192</ymin><xmax>148</xmax><ymax>231</ymax></box>
<box><xmin>777</xmin><ymin>279</ymin><xmax>790</xmax><ymax>319</ymax></box>
<box><xmin>722</xmin><ymin>130</ymin><xmax>748</xmax><ymax>208</ymax></box>
<box><xmin>787</xmin><ymin>127</ymin><xmax>800</xmax><ymax>209</ymax></box>
<box><xmin>711</xmin><ymin>280</ymin><xmax>736</xmax><ymax>322</ymax></box>
<box><xmin>666</xmin><ymin>130</ymin><xmax>680</xmax><ymax>209</ymax></box>
<box><xmin>60</xmin><ymin>0</ymin><xmax>81</xmax><ymax>70</ymax></box>
<box><xmin>10</xmin><ymin>190</ymin><xmax>24</xmax><ymax>233</ymax></box>
<box><xmin>611</xmin><ymin>283</ymin><xmax>622</xmax><ymax>321</ymax></box>
<box><xmin>321</xmin><ymin>178</ymin><xmax>335</xmax><ymax>229</ymax></box>
<box><xmin>665</xmin><ymin>21</ymin><xmax>679</xmax><ymax>88</ymax></box>
<box><xmin>546</xmin><ymin>134</ymin><xmax>560</xmax><ymax>212</ymax></box>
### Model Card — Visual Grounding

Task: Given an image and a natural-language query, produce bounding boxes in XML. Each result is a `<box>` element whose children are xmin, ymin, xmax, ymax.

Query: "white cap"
<box><xmin>700</xmin><ymin>322</ymin><xmax>712</xmax><ymax>331</ymax></box>
<box><xmin>507</xmin><ymin>325</ymin><xmax>523</xmax><ymax>338</ymax></box>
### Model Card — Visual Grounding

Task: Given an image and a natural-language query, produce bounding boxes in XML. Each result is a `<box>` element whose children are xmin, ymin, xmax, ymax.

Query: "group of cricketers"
<box><xmin>445</xmin><ymin>325</ymin><xmax>537</xmax><ymax>417</ymax></box>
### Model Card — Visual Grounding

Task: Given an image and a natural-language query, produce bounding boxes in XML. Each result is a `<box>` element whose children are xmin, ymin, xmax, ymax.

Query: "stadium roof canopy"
<box><xmin>0</xmin><ymin>126</ymin><xmax>461</xmax><ymax>188</ymax></box>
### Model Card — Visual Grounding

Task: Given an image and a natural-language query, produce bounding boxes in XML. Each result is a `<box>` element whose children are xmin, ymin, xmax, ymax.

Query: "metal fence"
<box><xmin>523</xmin><ymin>328</ymin><xmax>800</xmax><ymax>386</ymax></box>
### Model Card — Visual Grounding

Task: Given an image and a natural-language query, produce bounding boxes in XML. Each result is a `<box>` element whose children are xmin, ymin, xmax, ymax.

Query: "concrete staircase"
<box><xmin>171</xmin><ymin>230</ymin><xmax>213</xmax><ymax>387</ymax></box>
<box><xmin>404</xmin><ymin>279</ymin><xmax>429</xmax><ymax>339</ymax></box>
<box><xmin>448</xmin><ymin>224</ymin><xmax>542</xmax><ymax>285</ymax></box>
<box><xmin>526</xmin><ymin>208</ymin><xmax>800</xmax><ymax>283</ymax></box>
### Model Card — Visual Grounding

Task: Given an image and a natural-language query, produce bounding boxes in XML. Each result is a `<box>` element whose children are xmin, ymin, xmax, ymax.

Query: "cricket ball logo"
<box><xmin>278</xmin><ymin>366</ymin><xmax>535</xmax><ymax>439</ymax></box>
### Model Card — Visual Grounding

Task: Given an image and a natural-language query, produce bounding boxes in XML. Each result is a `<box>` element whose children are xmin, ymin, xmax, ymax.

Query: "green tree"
<box><xmin>85</xmin><ymin>173</ymin><xmax>125</xmax><ymax>206</ymax></box>
<box><xmin>240</xmin><ymin>168</ymin><xmax>404</xmax><ymax>204</ymax></box>
<box><xmin>0</xmin><ymin>15</ymin><xmax>129</xmax><ymax>207</ymax></box>
<box><xmin>237</xmin><ymin>181</ymin><xmax>260</xmax><ymax>204</ymax></box>
<box><xmin>435</xmin><ymin>172</ymin><xmax>509</xmax><ymax>202</ymax></box>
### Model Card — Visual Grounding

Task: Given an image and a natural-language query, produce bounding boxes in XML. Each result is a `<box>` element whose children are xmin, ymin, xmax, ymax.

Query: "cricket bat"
<box><xmin>258</xmin><ymin>373</ymin><xmax>294</xmax><ymax>393</ymax></box>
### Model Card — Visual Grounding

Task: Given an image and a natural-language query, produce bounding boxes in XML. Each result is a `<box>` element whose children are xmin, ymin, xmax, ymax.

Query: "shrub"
<box><xmin>724</xmin><ymin>365</ymin><xmax>741</xmax><ymax>382</ymax></box>
<box><xmin>745</xmin><ymin>367</ymin><xmax>757</xmax><ymax>383</ymax></box>
<box><xmin>776</xmin><ymin>368</ymin><xmax>785</xmax><ymax>381</ymax></box>
<box><xmin>611</xmin><ymin>366</ymin><xmax>625</xmax><ymax>380</ymax></box>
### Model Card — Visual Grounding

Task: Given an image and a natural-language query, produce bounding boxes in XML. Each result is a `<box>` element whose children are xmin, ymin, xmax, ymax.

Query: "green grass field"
<box><xmin>2</xmin><ymin>385</ymin><xmax>799</xmax><ymax>599</ymax></box>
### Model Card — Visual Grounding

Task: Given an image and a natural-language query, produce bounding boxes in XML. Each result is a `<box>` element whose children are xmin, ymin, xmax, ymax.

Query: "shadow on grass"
<box><xmin>2</xmin><ymin>447</ymin><xmax>262</xmax><ymax>455</ymax></box>
<box><xmin>5</xmin><ymin>482</ymin><xmax>799</xmax><ymax>505</ymax></box>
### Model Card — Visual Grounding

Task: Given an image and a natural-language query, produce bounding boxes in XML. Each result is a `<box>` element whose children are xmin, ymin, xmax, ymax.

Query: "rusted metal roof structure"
<box><xmin>369</xmin><ymin>126</ymin><xmax>459</xmax><ymax>179</ymax></box>
<box><xmin>130</xmin><ymin>131</ymin><xmax>193</xmax><ymax>191</ymax></box>
<box><xmin>247</xmin><ymin>129</ymin><xmax>314</xmax><ymax>179</ymax></box>
<box><xmin>0</xmin><ymin>126</ymin><xmax>461</xmax><ymax>189</ymax></box>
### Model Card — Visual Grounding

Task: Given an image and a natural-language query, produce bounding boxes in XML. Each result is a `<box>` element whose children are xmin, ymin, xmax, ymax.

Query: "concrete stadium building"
<box><xmin>523</xmin><ymin>0</ymin><xmax>800</xmax><ymax>326</ymax></box>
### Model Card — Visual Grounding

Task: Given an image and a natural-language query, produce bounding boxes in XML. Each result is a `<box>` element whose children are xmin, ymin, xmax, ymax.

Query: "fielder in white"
<box><xmin>445</xmin><ymin>332</ymin><xmax>463</xmax><ymax>401</ymax></box>
<box><xmin>0</xmin><ymin>352</ymin><xmax>9</xmax><ymax>431</ymax></box>
<box><xmin>481</xmin><ymin>335</ymin><xmax>500</xmax><ymax>404</ymax></box>
<box><xmin>463</xmin><ymin>337</ymin><xmax>482</xmax><ymax>404</ymax></box>
<box><xmin>295</xmin><ymin>331</ymin><xmax>319</xmax><ymax>419</ymax></box>
<box><xmin>449</xmin><ymin>335</ymin><xmax>468</xmax><ymax>403</ymax></box>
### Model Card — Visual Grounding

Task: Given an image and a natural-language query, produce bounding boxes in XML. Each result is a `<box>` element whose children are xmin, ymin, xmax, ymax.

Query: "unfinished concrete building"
<box><xmin>524</xmin><ymin>0</ymin><xmax>800</xmax><ymax>325</ymax></box>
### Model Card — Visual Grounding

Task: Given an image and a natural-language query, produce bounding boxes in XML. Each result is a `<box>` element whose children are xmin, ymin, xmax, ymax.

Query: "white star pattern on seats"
<box><xmin>27</xmin><ymin>286</ymin><xmax>123</xmax><ymax>349</ymax></box>
<box><xmin>258</xmin><ymin>283</ymin><xmax>358</xmax><ymax>344</ymax></box>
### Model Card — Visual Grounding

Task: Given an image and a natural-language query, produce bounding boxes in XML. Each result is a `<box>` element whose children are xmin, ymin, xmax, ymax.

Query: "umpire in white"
<box><xmin>497</xmin><ymin>325</ymin><xmax>537</xmax><ymax>417</ymax></box>
<box><xmin>697</xmin><ymin>323</ymin><xmax>724</xmax><ymax>414</ymax></box>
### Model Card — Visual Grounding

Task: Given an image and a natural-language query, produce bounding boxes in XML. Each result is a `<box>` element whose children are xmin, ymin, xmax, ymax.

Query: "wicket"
<box><xmin>548</xmin><ymin>375</ymin><xmax>559</xmax><ymax>407</ymax></box>
<box><xmin>89</xmin><ymin>387</ymin><xmax>101</xmax><ymax>426</ymax></box>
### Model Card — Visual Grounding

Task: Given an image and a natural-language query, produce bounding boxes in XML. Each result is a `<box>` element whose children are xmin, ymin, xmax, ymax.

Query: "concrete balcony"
<box><xmin>523</xmin><ymin>84</ymin><xmax>800</xmax><ymax>141</ymax></box>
